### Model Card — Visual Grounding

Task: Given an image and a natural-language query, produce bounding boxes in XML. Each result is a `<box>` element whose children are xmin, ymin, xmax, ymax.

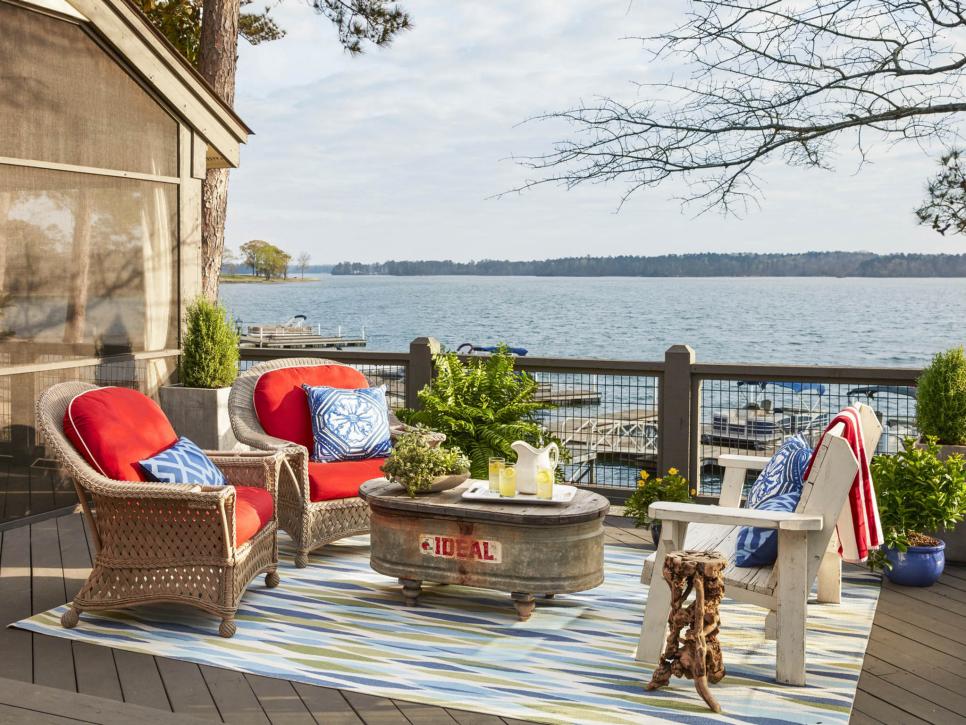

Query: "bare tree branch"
<box><xmin>510</xmin><ymin>0</ymin><xmax>966</xmax><ymax>212</ymax></box>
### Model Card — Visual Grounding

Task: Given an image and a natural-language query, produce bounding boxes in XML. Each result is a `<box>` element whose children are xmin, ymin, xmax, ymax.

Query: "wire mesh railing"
<box><xmin>695</xmin><ymin>372</ymin><xmax>919</xmax><ymax>497</ymax></box>
<box><xmin>528</xmin><ymin>370</ymin><xmax>660</xmax><ymax>489</ymax></box>
<box><xmin>510</xmin><ymin>358</ymin><xmax>663</xmax><ymax>492</ymax></box>
<box><xmin>0</xmin><ymin>340</ymin><xmax>929</xmax><ymax>526</ymax></box>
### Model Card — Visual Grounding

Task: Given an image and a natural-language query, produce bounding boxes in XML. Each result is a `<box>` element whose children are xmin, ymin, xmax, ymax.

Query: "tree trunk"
<box><xmin>200</xmin><ymin>168</ymin><xmax>229</xmax><ymax>300</ymax></box>
<box><xmin>197</xmin><ymin>0</ymin><xmax>240</xmax><ymax>301</ymax></box>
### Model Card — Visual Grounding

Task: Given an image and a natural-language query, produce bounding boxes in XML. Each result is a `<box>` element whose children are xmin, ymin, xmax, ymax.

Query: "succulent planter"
<box><xmin>883</xmin><ymin>541</ymin><xmax>945</xmax><ymax>587</ymax></box>
<box><xmin>159</xmin><ymin>385</ymin><xmax>241</xmax><ymax>451</ymax></box>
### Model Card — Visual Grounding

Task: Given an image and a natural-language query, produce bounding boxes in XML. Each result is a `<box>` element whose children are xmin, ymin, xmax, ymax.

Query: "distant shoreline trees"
<box><xmin>331</xmin><ymin>252</ymin><xmax>966</xmax><ymax>278</ymax></box>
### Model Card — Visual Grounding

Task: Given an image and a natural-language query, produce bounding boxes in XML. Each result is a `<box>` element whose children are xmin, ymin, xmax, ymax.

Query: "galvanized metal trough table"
<box><xmin>359</xmin><ymin>478</ymin><xmax>609</xmax><ymax>620</ymax></box>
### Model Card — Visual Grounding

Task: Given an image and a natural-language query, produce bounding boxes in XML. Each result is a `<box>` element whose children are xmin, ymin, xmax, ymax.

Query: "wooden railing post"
<box><xmin>406</xmin><ymin>336</ymin><xmax>440</xmax><ymax>410</ymax></box>
<box><xmin>659</xmin><ymin>344</ymin><xmax>696</xmax><ymax>481</ymax></box>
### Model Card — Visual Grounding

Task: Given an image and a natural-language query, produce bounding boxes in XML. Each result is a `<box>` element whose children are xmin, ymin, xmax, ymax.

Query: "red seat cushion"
<box><xmin>308</xmin><ymin>458</ymin><xmax>388</xmax><ymax>502</ymax></box>
<box><xmin>64</xmin><ymin>387</ymin><xmax>178</xmax><ymax>482</ymax></box>
<box><xmin>253</xmin><ymin>365</ymin><xmax>370</xmax><ymax>450</ymax></box>
<box><xmin>235</xmin><ymin>485</ymin><xmax>274</xmax><ymax>546</ymax></box>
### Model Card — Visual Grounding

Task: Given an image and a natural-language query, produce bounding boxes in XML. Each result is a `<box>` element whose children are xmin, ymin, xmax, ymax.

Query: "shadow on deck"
<box><xmin>0</xmin><ymin>511</ymin><xmax>963</xmax><ymax>724</ymax></box>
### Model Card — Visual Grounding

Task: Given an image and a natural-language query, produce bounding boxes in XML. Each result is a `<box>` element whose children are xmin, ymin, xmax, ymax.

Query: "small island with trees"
<box><xmin>221</xmin><ymin>240</ymin><xmax>314</xmax><ymax>283</ymax></box>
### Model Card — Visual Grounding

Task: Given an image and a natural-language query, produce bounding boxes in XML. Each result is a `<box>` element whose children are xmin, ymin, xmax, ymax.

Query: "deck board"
<box><xmin>244</xmin><ymin>674</ymin><xmax>316</xmax><ymax>725</ymax></box>
<box><xmin>0</xmin><ymin>525</ymin><xmax>33</xmax><ymax>683</ymax></box>
<box><xmin>1</xmin><ymin>510</ymin><xmax>963</xmax><ymax>724</ymax></box>
<box><xmin>290</xmin><ymin>682</ymin><xmax>364</xmax><ymax>725</ymax></box>
<box><xmin>29</xmin><ymin>518</ymin><xmax>75</xmax><ymax>692</ymax></box>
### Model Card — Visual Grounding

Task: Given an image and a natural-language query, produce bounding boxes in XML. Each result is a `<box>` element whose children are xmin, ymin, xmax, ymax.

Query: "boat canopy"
<box><xmin>737</xmin><ymin>381</ymin><xmax>826</xmax><ymax>395</ymax></box>
<box><xmin>457</xmin><ymin>344</ymin><xmax>529</xmax><ymax>356</ymax></box>
<box><xmin>846</xmin><ymin>385</ymin><xmax>917</xmax><ymax>399</ymax></box>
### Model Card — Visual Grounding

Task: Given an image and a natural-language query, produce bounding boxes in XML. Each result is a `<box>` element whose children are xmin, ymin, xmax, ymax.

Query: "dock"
<box><xmin>239</xmin><ymin>325</ymin><xmax>366</xmax><ymax>349</ymax></box>
<box><xmin>546</xmin><ymin>407</ymin><xmax>659</xmax><ymax>461</ymax></box>
<box><xmin>534</xmin><ymin>382</ymin><xmax>601</xmax><ymax>406</ymax></box>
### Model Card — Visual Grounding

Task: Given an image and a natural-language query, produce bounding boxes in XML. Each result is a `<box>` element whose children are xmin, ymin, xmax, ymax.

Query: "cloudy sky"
<box><xmin>226</xmin><ymin>0</ymin><xmax>963</xmax><ymax>264</ymax></box>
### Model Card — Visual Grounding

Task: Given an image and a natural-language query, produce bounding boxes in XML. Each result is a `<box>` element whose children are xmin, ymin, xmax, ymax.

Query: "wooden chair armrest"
<box><xmin>648</xmin><ymin>502</ymin><xmax>823</xmax><ymax>531</ymax></box>
<box><xmin>716</xmin><ymin>454</ymin><xmax>772</xmax><ymax>507</ymax></box>
<box><xmin>717</xmin><ymin>454</ymin><xmax>772</xmax><ymax>470</ymax></box>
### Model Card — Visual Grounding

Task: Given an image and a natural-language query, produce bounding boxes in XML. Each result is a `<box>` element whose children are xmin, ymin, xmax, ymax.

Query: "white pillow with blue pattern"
<box><xmin>139</xmin><ymin>437</ymin><xmax>226</xmax><ymax>486</ymax></box>
<box><xmin>734</xmin><ymin>434</ymin><xmax>812</xmax><ymax>567</ymax></box>
<box><xmin>302</xmin><ymin>384</ymin><xmax>392</xmax><ymax>462</ymax></box>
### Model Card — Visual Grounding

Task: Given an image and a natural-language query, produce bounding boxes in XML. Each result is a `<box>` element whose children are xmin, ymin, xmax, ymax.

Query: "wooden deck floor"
<box><xmin>0</xmin><ymin>511</ymin><xmax>963</xmax><ymax>724</ymax></box>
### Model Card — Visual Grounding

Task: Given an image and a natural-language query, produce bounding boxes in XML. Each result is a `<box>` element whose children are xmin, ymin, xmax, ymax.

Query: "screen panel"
<box><xmin>0</xmin><ymin>164</ymin><xmax>179</xmax><ymax>366</ymax></box>
<box><xmin>0</xmin><ymin>1</ymin><xmax>179</xmax><ymax>176</ymax></box>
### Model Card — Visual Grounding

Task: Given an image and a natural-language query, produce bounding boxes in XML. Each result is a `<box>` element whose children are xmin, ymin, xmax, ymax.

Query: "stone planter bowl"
<box><xmin>424</xmin><ymin>472</ymin><xmax>470</xmax><ymax>493</ymax></box>
<box><xmin>388</xmin><ymin>472</ymin><xmax>470</xmax><ymax>496</ymax></box>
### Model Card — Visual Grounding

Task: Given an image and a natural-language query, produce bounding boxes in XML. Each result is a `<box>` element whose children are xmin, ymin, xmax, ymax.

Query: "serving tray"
<box><xmin>460</xmin><ymin>480</ymin><xmax>578</xmax><ymax>505</ymax></box>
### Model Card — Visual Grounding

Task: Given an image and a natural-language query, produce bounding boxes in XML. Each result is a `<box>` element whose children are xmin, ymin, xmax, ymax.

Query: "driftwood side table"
<box><xmin>646</xmin><ymin>550</ymin><xmax>727</xmax><ymax>713</ymax></box>
<box><xmin>359</xmin><ymin>478</ymin><xmax>608</xmax><ymax>620</ymax></box>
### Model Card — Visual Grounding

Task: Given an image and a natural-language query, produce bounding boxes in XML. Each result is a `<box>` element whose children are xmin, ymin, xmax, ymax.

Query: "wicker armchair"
<box><xmin>37</xmin><ymin>382</ymin><xmax>283</xmax><ymax>638</ymax></box>
<box><xmin>229</xmin><ymin>357</ymin><xmax>439</xmax><ymax>568</ymax></box>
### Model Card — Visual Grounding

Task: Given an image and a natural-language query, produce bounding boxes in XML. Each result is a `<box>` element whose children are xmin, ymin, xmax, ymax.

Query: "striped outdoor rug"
<box><xmin>14</xmin><ymin>537</ymin><xmax>879</xmax><ymax>724</ymax></box>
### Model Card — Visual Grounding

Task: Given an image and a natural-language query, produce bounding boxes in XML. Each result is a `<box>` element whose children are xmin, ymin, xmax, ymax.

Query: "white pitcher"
<box><xmin>511</xmin><ymin>440</ymin><xmax>559</xmax><ymax>494</ymax></box>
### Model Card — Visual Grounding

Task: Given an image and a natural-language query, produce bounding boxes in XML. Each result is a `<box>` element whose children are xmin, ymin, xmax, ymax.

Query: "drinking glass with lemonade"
<box><xmin>499</xmin><ymin>464</ymin><xmax>517</xmax><ymax>497</ymax></box>
<box><xmin>535</xmin><ymin>465</ymin><xmax>554</xmax><ymax>500</ymax></box>
<box><xmin>488</xmin><ymin>457</ymin><xmax>504</xmax><ymax>493</ymax></box>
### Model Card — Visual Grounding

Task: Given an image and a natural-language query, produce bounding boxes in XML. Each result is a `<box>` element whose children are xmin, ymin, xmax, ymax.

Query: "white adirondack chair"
<box><xmin>637</xmin><ymin>404</ymin><xmax>882</xmax><ymax>686</ymax></box>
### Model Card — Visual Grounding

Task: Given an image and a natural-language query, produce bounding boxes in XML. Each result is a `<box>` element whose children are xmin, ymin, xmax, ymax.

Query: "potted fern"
<box><xmin>397</xmin><ymin>345</ymin><xmax>568</xmax><ymax>478</ymax></box>
<box><xmin>159</xmin><ymin>298</ymin><xmax>241</xmax><ymax>450</ymax></box>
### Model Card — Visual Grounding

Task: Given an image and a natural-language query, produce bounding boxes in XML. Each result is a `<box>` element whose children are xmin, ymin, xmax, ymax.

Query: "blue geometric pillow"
<box><xmin>302</xmin><ymin>384</ymin><xmax>392</xmax><ymax>463</ymax></box>
<box><xmin>735</xmin><ymin>435</ymin><xmax>811</xmax><ymax>567</ymax></box>
<box><xmin>139</xmin><ymin>437</ymin><xmax>226</xmax><ymax>486</ymax></box>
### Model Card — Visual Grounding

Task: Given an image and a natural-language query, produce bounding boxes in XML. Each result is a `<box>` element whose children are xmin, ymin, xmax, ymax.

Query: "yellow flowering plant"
<box><xmin>623</xmin><ymin>467</ymin><xmax>692</xmax><ymax>527</ymax></box>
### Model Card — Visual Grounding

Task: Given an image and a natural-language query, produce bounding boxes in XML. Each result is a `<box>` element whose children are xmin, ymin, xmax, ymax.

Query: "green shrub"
<box><xmin>623</xmin><ymin>468</ymin><xmax>692</xmax><ymax>527</ymax></box>
<box><xmin>180</xmin><ymin>298</ymin><xmax>239</xmax><ymax>388</ymax></box>
<box><xmin>397</xmin><ymin>345</ymin><xmax>568</xmax><ymax>478</ymax></box>
<box><xmin>869</xmin><ymin>437</ymin><xmax>966</xmax><ymax>568</ymax></box>
<box><xmin>917</xmin><ymin>347</ymin><xmax>966</xmax><ymax>445</ymax></box>
<box><xmin>381</xmin><ymin>429</ymin><xmax>470</xmax><ymax>497</ymax></box>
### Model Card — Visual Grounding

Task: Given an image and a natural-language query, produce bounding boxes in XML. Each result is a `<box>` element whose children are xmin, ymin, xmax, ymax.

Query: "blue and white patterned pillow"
<box><xmin>302</xmin><ymin>384</ymin><xmax>392</xmax><ymax>463</ymax></box>
<box><xmin>735</xmin><ymin>434</ymin><xmax>812</xmax><ymax>567</ymax></box>
<box><xmin>139</xmin><ymin>437</ymin><xmax>226</xmax><ymax>486</ymax></box>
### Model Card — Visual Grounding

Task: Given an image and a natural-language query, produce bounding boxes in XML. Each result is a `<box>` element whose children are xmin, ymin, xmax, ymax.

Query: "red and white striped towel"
<box><xmin>805</xmin><ymin>405</ymin><xmax>882</xmax><ymax>563</ymax></box>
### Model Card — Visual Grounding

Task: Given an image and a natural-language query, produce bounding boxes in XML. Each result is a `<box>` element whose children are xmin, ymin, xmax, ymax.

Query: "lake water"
<box><xmin>220</xmin><ymin>276</ymin><xmax>965</xmax><ymax>366</ymax></box>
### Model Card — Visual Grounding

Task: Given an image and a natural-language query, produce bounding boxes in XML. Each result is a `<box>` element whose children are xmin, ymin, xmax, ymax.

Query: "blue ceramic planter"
<box><xmin>883</xmin><ymin>541</ymin><xmax>945</xmax><ymax>587</ymax></box>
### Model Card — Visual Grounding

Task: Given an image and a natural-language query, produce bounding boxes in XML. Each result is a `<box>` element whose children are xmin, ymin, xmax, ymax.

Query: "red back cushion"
<box><xmin>253</xmin><ymin>365</ymin><xmax>369</xmax><ymax>449</ymax></box>
<box><xmin>63</xmin><ymin>387</ymin><xmax>178</xmax><ymax>482</ymax></box>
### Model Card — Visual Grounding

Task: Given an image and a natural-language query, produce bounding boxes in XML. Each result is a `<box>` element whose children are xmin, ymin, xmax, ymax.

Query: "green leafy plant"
<box><xmin>381</xmin><ymin>429</ymin><xmax>470</xmax><ymax>497</ymax></box>
<box><xmin>869</xmin><ymin>437</ymin><xmax>966</xmax><ymax>569</ymax></box>
<box><xmin>180</xmin><ymin>297</ymin><xmax>239</xmax><ymax>388</ymax></box>
<box><xmin>397</xmin><ymin>346</ymin><xmax>567</xmax><ymax>478</ymax></box>
<box><xmin>623</xmin><ymin>468</ymin><xmax>693</xmax><ymax>527</ymax></box>
<box><xmin>917</xmin><ymin>347</ymin><xmax>966</xmax><ymax>445</ymax></box>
